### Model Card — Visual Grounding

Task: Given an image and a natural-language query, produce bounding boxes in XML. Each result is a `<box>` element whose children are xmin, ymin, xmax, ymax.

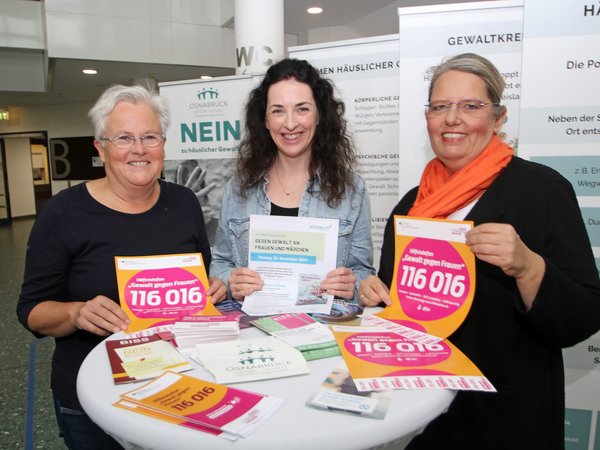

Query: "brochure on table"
<box><xmin>116</xmin><ymin>371</ymin><xmax>283</xmax><ymax>440</ymax></box>
<box><xmin>331</xmin><ymin>216</ymin><xmax>494</xmax><ymax>392</ymax></box>
<box><xmin>115</xmin><ymin>399</ymin><xmax>238</xmax><ymax>440</ymax></box>
<box><xmin>250</xmin><ymin>313</ymin><xmax>340</xmax><ymax>360</ymax></box>
<box><xmin>306</xmin><ymin>367</ymin><xmax>392</xmax><ymax>419</ymax></box>
<box><xmin>115</xmin><ymin>253</ymin><xmax>221</xmax><ymax>333</ymax></box>
<box><xmin>215</xmin><ymin>298</ymin><xmax>258</xmax><ymax>329</ymax></box>
<box><xmin>105</xmin><ymin>334</ymin><xmax>193</xmax><ymax>384</ymax></box>
<box><xmin>191</xmin><ymin>335</ymin><xmax>310</xmax><ymax>384</ymax></box>
<box><xmin>311</xmin><ymin>298</ymin><xmax>364</xmax><ymax>326</ymax></box>
<box><xmin>172</xmin><ymin>316</ymin><xmax>240</xmax><ymax>355</ymax></box>
<box><xmin>242</xmin><ymin>215</ymin><xmax>338</xmax><ymax>316</ymax></box>
<box><xmin>330</xmin><ymin>323</ymin><xmax>494</xmax><ymax>392</ymax></box>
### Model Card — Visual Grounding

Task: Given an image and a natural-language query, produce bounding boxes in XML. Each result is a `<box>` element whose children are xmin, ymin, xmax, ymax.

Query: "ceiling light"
<box><xmin>200</xmin><ymin>75</ymin><xmax>213</xmax><ymax>80</ymax></box>
<box><xmin>82</xmin><ymin>68</ymin><xmax>98</xmax><ymax>75</ymax></box>
<box><xmin>307</xmin><ymin>7</ymin><xmax>323</xmax><ymax>14</ymax></box>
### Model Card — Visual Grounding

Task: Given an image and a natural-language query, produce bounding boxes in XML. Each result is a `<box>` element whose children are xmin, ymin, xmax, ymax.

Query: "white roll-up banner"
<box><xmin>397</xmin><ymin>0</ymin><xmax>523</xmax><ymax>196</ymax></box>
<box><xmin>159</xmin><ymin>75</ymin><xmax>259</xmax><ymax>244</ymax></box>
<box><xmin>518</xmin><ymin>1</ymin><xmax>600</xmax><ymax>448</ymax></box>
<box><xmin>289</xmin><ymin>35</ymin><xmax>401</xmax><ymax>269</ymax></box>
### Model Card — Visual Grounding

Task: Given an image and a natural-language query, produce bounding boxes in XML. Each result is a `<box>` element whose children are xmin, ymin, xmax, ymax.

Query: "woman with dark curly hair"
<box><xmin>210</xmin><ymin>58</ymin><xmax>375</xmax><ymax>303</ymax></box>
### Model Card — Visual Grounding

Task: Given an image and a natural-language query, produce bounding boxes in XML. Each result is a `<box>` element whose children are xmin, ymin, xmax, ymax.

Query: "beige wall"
<box><xmin>4</xmin><ymin>138</ymin><xmax>36</xmax><ymax>217</ymax></box>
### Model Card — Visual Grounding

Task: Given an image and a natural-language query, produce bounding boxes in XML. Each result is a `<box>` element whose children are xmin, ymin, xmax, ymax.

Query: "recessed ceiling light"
<box><xmin>200</xmin><ymin>75</ymin><xmax>213</xmax><ymax>80</ymax></box>
<box><xmin>307</xmin><ymin>7</ymin><xmax>323</xmax><ymax>14</ymax></box>
<box><xmin>82</xmin><ymin>68</ymin><xmax>98</xmax><ymax>75</ymax></box>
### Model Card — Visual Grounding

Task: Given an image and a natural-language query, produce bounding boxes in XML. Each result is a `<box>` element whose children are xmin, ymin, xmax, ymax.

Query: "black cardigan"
<box><xmin>379</xmin><ymin>157</ymin><xmax>600</xmax><ymax>450</ymax></box>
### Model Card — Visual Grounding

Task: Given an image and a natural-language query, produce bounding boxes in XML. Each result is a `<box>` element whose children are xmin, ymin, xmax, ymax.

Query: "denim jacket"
<box><xmin>210</xmin><ymin>173</ymin><xmax>375</xmax><ymax>303</ymax></box>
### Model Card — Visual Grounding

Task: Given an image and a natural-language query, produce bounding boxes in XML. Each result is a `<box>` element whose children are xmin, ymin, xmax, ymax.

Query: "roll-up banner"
<box><xmin>518</xmin><ymin>2</ymin><xmax>600</xmax><ymax>448</ymax></box>
<box><xmin>159</xmin><ymin>75</ymin><xmax>259</xmax><ymax>244</ymax></box>
<box><xmin>289</xmin><ymin>35</ymin><xmax>401</xmax><ymax>268</ymax></box>
<box><xmin>397</xmin><ymin>0</ymin><xmax>523</xmax><ymax>196</ymax></box>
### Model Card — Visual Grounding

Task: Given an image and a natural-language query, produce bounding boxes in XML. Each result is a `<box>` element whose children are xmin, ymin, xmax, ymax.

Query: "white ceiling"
<box><xmin>0</xmin><ymin>0</ymin><xmax>477</xmax><ymax>108</ymax></box>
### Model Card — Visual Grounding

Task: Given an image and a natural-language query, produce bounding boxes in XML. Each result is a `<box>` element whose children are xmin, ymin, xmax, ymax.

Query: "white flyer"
<box><xmin>242</xmin><ymin>215</ymin><xmax>339</xmax><ymax>316</ymax></box>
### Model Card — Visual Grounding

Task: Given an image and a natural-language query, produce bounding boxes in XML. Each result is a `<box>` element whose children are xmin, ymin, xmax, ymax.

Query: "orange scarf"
<box><xmin>408</xmin><ymin>134</ymin><xmax>514</xmax><ymax>218</ymax></box>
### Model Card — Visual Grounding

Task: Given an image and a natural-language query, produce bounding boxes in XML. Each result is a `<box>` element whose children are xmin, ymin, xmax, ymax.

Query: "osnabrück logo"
<box><xmin>197</xmin><ymin>87</ymin><xmax>219</xmax><ymax>100</ymax></box>
<box><xmin>188</xmin><ymin>87</ymin><xmax>228</xmax><ymax>111</ymax></box>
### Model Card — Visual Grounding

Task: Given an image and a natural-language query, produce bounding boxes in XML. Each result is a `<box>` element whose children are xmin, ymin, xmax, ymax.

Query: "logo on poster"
<box><xmin>189</xmin><ymin>88</ymin><xmax>228</xmax><ymax>110</ymax></box>
<box><xmin>181</xmin><ymin>88</ymin><xmax>241</xmax><ymax>145</ymax></box>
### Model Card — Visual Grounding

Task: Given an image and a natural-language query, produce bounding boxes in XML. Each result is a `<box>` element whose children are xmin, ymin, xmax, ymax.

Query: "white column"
<box><xmin>234</xmin><ymin>0</ymin><xmax>284</xmax><ymax>75</ymax></box>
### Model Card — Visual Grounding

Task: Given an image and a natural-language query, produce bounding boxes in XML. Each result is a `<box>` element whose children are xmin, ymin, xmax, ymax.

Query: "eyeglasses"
<box><xmin>100</xmin><ymin>133</ymin><xmax>165</xmax><ymax>149</ymax></box>
<box><xmin>425</xmin><ymin>100</ymin><xmax>499</xmax><ymax>118</ymax></box>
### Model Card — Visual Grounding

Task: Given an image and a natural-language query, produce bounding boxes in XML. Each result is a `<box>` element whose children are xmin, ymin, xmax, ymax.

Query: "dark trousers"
<box><xmin>53</xmin><ymin>393</ymin><xmax>124</xmax><ymax>450</ymax></box>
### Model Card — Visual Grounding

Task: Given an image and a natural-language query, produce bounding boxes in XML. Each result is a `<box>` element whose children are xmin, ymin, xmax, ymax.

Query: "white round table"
<box><xmin>78</xmin><ymin>325</ymin><xmax>455</xmax><ymax>450</ymax></box>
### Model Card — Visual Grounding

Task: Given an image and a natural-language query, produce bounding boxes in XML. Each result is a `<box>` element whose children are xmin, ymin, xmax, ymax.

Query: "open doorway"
<box><xmin>30</xmin><ymin>138</ymin><xmax>51</xmax><ymax>213</ymax></box>
<box><xmin>0</xmin><ymin>131</ymin><xmax>49</xmax><ymax>220</ymax></box>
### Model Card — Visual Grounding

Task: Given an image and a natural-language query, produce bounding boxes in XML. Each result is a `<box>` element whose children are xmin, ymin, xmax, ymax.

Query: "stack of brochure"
<box><xmin>172</xmin><ymin>315</ymin><xmax>240</xmax><ymax>352</ymax></box>
<box><xmin>215</xmin><ymin>299</ymin><xmax>259</xmax><ymax>329</ymax></box>
<box><xmin>105</xmin><ymin>334</ymin><xmax>193</xmax><ymax>384</ymax></box>
<box><xmin>250</xmin><ymin>313</ymin><xmax>340</xmax><ymax>360</ymax></box>
<box><xmin>114</xmin><ymin>371</ymin><xmax>283</xmax><ymax>441</ymax></box>
<box><xmin>191</xmin><ymin>336</ymin><xmax>310</xmax><ymax>384</ymax></box>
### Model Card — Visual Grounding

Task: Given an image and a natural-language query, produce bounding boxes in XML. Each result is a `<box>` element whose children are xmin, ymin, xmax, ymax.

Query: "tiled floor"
<box><xmin>0</xmin><ymin>218</ymin><xmax>64</xmax><ymax>449</ymax></box>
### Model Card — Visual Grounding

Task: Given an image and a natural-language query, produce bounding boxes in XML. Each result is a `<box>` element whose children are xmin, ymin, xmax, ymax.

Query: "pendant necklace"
<box><xmin>274</xmin><ymin>162</ymin><xmax>306</xmax><ymax>196</ymax></box>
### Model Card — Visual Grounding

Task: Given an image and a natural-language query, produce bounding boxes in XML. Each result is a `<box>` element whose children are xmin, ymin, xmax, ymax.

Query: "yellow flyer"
<box><xmin>330</xmin><ymin>325</ymin><xmax>494</xmax><ymax>393</ymax></box>
<box><xmin>115</xmin><ymin>253</ymin><xmax>220</xmax><ymax>333</ymax></box>
<box><xmin>377</xmin><ymin>216</ymin><xmax>476</xmax><ymax>339</ymax></box>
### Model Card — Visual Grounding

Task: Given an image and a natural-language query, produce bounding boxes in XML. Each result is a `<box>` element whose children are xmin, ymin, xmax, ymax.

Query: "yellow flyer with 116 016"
<box><xmin>377</xmin><ymin>216</ymin><xmax>476</xmax><ymax>339</ymax></box>
<box><xmin>330</xmin><ymin>216</ymin><xmax>494</xmax><ymax>393</ymax></box>
<box><xmin>115</xmin><ymin>253</ymin><xmax>221</xmax><ymax>333</ymax></box>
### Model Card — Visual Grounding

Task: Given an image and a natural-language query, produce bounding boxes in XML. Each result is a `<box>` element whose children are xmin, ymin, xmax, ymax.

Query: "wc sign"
<box><xmin>233</xmin><ymin>0</ymin><xmax>284</xmax><ymax>75</ymax></box>
<box><xmin>236</xmin><ymin>45</ymin><xmax>274</xmax><ymax>74</ymax></box>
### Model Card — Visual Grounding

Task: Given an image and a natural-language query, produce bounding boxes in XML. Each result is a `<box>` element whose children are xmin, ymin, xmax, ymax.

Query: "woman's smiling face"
<box><xmin>94</xmin><ymin>101</ymin><xmax>164</xmax><ymax>191</ymax></box>
<box><xmin>265</xmin><ymin>78</ymin><xmax>319</xmax><ymax>162</ymax></box>
<box><xmin>426</xmin><ymin>70</ymin><xmax>505</xmax><ymax>174</ymax></box>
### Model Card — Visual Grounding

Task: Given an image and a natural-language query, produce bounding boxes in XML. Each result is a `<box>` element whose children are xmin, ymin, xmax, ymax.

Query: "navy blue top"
<box><xmin>17</xmin><ymin>180</ymin><xmax>211</xmax><ymax>409</ymax></box>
